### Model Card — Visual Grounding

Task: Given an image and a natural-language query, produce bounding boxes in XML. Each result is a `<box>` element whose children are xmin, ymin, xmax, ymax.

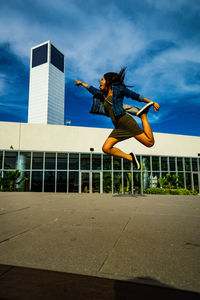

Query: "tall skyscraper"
<box><xmin>28</xmin><ymin>41</ymin><xmax>65</xmax><ymax>125</ymax></box>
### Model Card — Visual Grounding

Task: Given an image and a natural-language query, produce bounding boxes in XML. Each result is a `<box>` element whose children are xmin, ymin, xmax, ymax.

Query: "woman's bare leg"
<box><xmin>102</xmin><ymin>137</ymin><xmax>132</xmax><ymax>161</ymax></box>
<box><xmin>135</xmin><ymin>113</ymin><xmax>154</xmax><ymax>147</ymax></box>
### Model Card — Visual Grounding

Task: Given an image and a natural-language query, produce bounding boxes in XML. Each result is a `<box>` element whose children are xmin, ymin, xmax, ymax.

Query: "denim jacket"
<box><xmin>86</xmin><ymin>83</ymin><xmax>144</xmax><ymax>117</ymax></box>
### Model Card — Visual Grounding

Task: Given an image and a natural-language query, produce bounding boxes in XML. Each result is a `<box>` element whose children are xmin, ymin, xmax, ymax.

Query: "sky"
<box><xmin>0</xmin><ymin>0</ymin><xmax>200</xmax><ymax>136</ymax></box>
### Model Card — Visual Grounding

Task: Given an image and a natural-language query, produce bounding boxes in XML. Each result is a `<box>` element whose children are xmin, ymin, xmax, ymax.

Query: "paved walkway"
<box><xmin>0</xmin><ymin>192</ymin><xmax>200</xmax><ymax>299</ymax></box>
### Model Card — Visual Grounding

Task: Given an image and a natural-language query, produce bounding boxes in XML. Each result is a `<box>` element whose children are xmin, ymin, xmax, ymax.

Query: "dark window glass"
<box><xmin>103</xmin><ymin>172</ymin><xmax>112</xmax><ymax>193</ymax></box>
<box><xmin>16</xmin><ymin>171</ymin><xmax>30</xmax><ymax>191</ymax></box>
<box><xmin>45</xmin><ymin>153</ymin><xmax>56</xmax><ymax>169</ymax></box>
<box><xmin>44</xmin><ymin>171</ymin><xmax>55</xmax><ymax>192</ymax></box>
<box><xmin>161</xmin><ymin>157</ymin><xmax>168</xmax><ymax>171</ymax></box>
<box><xmin>92</xmin><ymin>173</ymin><xmax>101</xmax><ymax>193</ymax></box>
<box><xmin>113</xmin><ymin>172</ymin><xmax>122</xmax><ymax>193</ymax></box>
<box><xmin>69</xmin><ymin>153</ymin><xmax>79</xmax><ymax>170</ymax></box>
<box><xmin>31</xmin><ymin>171</ymin><xmax>43</xmax><ymax>192</ymax></box>
<box><xmin>123</xmin><ymin>159</ymin><xmax>131</xmax><ymax>171</ymax></box>
<box><xmin>4</xmin><ymin>152</ymin><xmax>18</xmax><ymax>169</ymax></box>
<box><xmin>192</xmin><ymin>158</ymin><xmax>198</xmax><ymax>171</ymax></box>
<box><xmin>113</xmin><ymin>157</ymin><xmax>121</xmax><ymax>170</ymax></box>
<box><xmin>0</xmin><ymin>151</ymin><xmax>3</xmax><ymax>169</ymax></box>
<box><xmin>169</xmin><ymin>157</ymin><xmax>176</xmax><ymax>171</ymax></box>
<box><xmin>57</xmin><ymin>171</ymin><xmax>67</xmax><ymax>192</ymax></box>
<box><xmin>186</xmin><ymin>172</ymin><xmax>192</xmax><ymax>190</ymax></box>
<box><xmin>124</xmin><ymin>172</ymin><xmax>132</xmax><ymax>193</ymax></box>
<box><xmin>92</xmin><ymin>154</ymin><xmax>101</xmax><ymax>170</ymax></box>
<box><xmin>103</xmin><ymin>155</ymin><xmax>111</xmax><ymax>170</ymax></box>
<box><xmin>184</xmin><ymin>158</ymin><xmax>191</xmax><ymax>171</ymax></box>
<box><xmin>69</xmin><ymin>171</ymin><xmax>79</xmax><ymax>192</ymax></box>
<box><xmin>133</xmin><ymin>172</ymin><xmax>141</xmax><ymax>194</ymax></box>
<box><xmin>152</xmin><ymin>156</ymin><xmax>160</xmax><ymax>171</ymax></box>
<box><xmin>32</xmin><ymin>44</ymin><xmax>48</xmax><ymax>68</ymax></box>
<box><xmin>178</xmin><ymin>173</ymin><xmax>184</xmax><ymax>188</ymax></box>
<box><xmin>81</xmin><ymin>172</ymin><xmax>89</xmax><ymax>193</ymax></box>
<box><xmin>142</xmin><ymin>156</ymin><xmax>150</xmax><ymax>171</ymax></box>
<box><xmin>57</xmin><ymin>153</ymin><xmax>68</xmax><ymax>170</ymax></box>
<box><xmin>32</xmin><ymin>153</ymin><xmax>44</xmax><ymax>169</ymax></box>
<box><xmin>18</xmin><ymin>152</ymin><xmax>31</xmax><ymax>170</ymax></box>
<box><xmin>177</xmin><ymin>157</ymin><xmax>183</xmax><ymax>171</ymax></box>
<box><xmin>81</xmin><ymin>154</ymin><xmax>90</xmax><ymax>170</ymax></box>
<box><xmin>51</xmin><ymin>45</ymin><xmax>64</xmax><ymax>72</ymax></box>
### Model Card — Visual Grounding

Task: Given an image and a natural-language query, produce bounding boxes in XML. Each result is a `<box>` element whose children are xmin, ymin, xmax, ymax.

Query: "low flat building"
<box><xmin>0</xmin><ymin>121</ymin><xmax>199</xmax><ymax>194</ymax></box>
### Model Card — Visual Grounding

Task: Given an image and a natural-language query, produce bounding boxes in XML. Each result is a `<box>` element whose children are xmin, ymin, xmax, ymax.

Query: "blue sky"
<box><xmin>0</xmin><ymin>0</ymin><xmax>200</xmax><ymax>136</ymax></box>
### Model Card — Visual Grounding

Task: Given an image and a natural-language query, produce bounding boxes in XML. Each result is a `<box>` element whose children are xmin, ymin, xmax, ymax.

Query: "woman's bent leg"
<box><xmin>135</xmin><ymin>114</ymin><xmax>154</xmax><ymax>147</ymax></box>
<box><xmin>102</xmin><ymin>137</ymin><xmax>132</xmax><ymax>161</ymax></box>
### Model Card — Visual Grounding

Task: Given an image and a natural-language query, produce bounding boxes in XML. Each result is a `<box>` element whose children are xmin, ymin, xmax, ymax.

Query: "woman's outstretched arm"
<box><xmin>143</xmin><ymin>97</ymin><xmax>160</xmax><ymax>112</ymax></box>
<box><xmin>74</xmin><ymin>80</ymin><xmax>88</xmax><ymax>88</ymax></box>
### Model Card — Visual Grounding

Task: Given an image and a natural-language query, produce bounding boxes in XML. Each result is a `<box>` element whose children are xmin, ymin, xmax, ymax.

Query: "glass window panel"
<box><xmin>81</xmin><ymin>154</ymin><xmax>90</xmax><ymax>170</ymax></box>
<box><xmin>152</xmin><ymin>156</ymin><xmax>160</xmax><ymax>171</ymax></box>
<box><xmin>32</xmin><ymin>152</ymin><xmax>44</xmax><ymax>170</ymax></box>
<box><xmin>184</xmin><ymin>158</ymin><xmax>191</xmax><ymax>171</ymax></box>
<box><xmin>92</xmin><ymin>154</ymin><xmax>101</xmax><ymax>170</ymax></box>
<box><xmin>133</xmin><ymin>172</ymin><xmax>141</xmax><ymax>194</ymax></box>
<box><xmin>92</xmin><ymin>173</ymin><xmax>100</xmax><ymax>193</ymax></box>
<box><xmin>44</xmin><ymin>171</ymin><xmax>55</xmax><ymax>192</ymax></box>
<box><xmin>0</xmin><ymin>151</ymin><xmax>3</xmax><ymax>169</ymax></box>
<box><xmin>103</xmin><ymin>172</ymin><xmax>112</xmax><ymax>193</ymax></box>
<box><xmin>169</xmin><ymin>157</ymin><xmax>176</xmax><ymax>171</ymax></box>
<box><xmin>103</xmin><ymin>155</ymin><xmax>111</xmax><ymax>170</ymax></box>
<box><xmin>142</xmin><ymin>171</ymin><xmax>151</xmax><ymax>190</ymax></box>
<box><xmin>18</xmin><ymin>152</ymin><xmax>31</xmax><ymax>170</ymax></box>
<box><xmin>177</xmin><ymin>157</ymin><xmax>183</xmax><ymax>171</ymax></box>
<box><xmin>57</xmin><ymin>153</ymin><xmax>68</xmax><ymax>170</ymax></box>
<box><xmin>16</xmin><ymin>171</ymin><xmax>30</xmax><ymax>192</ymax></box>
<box><xmin>57</xmin><ymin>171</ymin><xmax>67</xmax><ymax>192</ymax></box>
<box><xmin>68</xmin><ymin>171</ymin><xmax>79</xmax><ymax>192</ymax></box>
<box><xmin>69</xmin><ymin>153</ymin><xmax>79</xmax><ymax>170</ymax></box>
<box><xmin>4</xmin><ymin>151</ymin><xmax>18</xmax><ymax>169</ymax></box>
<box><xmin>186</xmin><ymin>172</ymin><xmax>192</xmax><ymax>190</ymax></box>
<box><xmin>31</xmin><ymin>171</ymin><xmax>43</xmax><ymax>192</ymax></box>
<box><xmin>178</xmin><ymin>173</ymin><xmax>185</xmax><ymax>188</ymax></box>
<box><xmin>142</xmin><ymin>156</ymin><xmax>150</xmax><ymax>171</ymax></box>
<box><xmin>113</xmin><ymin>157</ymin><xmax>121</xmax><ymax>170</ymax></box>
<box><xmin>123</xmin><ymin>172</ymin><xmax>132</xmax><ymax>193</ymax></box>
<box><xmin>161</xmin><ymin>157</ymin><xmax>168</xmax><ymax>171</ymax></box>
<box><xmin>192</xmin><ymin>158</ymin><xmax>198</xmax><ymax>171</ymax></box>
<box><xmin>150</xmin><ymin>172</ymin><xmax>160</xmax><ymax>188</ymax></box>
<box><xmin>81</xmin><ymin>172</ymin><xmax>89</xmax><ymax>193</ymax></box>
<box><xmin>123</xmin><ymin>159</ymin><xmax>131</xmax><ymax>171</ymax></box>
<box><xmin>45</xmin><ymin>153</ymin><xmax>56</xmax><ymax>169</ymax></box>
<box><xmin>193</xmin><ymin>174</ymin><xmax>199</xmax><ymax>193</ymax></box>
<box><xmin>51</xmin><ymin>44</ymin><xmax>64</xmax><ymax>72</ymax></box>
<box><xmin>32</xmin><ymin>44</ymin><xmax>48</xmax><ymax>68</ymax></box>
<box><xmin>113</xmin><ymin>172</ymin><xmax>122</xmax><ymax>193</ymax></box>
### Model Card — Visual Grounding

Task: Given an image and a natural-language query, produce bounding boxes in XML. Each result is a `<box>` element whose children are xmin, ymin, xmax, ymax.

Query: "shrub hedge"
<box><xmin>145</xmin><ymin>187</ymin><xmax>198</xmax><ymax>195</ymax></box>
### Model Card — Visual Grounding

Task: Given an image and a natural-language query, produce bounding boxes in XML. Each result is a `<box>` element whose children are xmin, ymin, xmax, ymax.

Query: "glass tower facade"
<box><xmin>0</xmin><ymin>150</ymin><xmax>199</xmax><ymax>194</ymax></box>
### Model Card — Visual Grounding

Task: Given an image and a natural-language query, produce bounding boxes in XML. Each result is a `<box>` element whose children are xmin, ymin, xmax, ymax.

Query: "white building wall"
<box><xmin>0</xmin><ymin>122</ymin><xmax>200</xmax><ymax>158</ymax></box>
<box><xmin>28</xmin><ymin>63</ymin><xmax>49</xmax><ymax>124</ymax></box>
<box><xmin>48</xmin><ymin>64</ymin><xmax>65</xmax><ymax>125</ymax></box>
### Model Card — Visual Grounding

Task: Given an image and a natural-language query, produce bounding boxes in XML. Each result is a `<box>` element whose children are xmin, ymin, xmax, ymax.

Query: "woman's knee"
<box><xmin>102</xmin><ymin>144</ymin><xmax>111</xmax><ymax>154</ymax></box>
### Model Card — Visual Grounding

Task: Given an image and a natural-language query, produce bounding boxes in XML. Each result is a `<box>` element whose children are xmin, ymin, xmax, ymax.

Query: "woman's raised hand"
<box><xmin>74</xmin><ymin>80</ymin><xmax>82</xmax><ymax>86</ymax></box>
<box><xmin>153</xmin><ymin>102</ymin><xmax>160</xmax><ymax>112</ymax></box>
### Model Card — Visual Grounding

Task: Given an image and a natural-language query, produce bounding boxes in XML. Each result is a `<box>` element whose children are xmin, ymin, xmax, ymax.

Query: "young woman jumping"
<box><xmin>75</xmin><ymin>67</ymin><xmax>160</xmax><ymax>169</ymax></box>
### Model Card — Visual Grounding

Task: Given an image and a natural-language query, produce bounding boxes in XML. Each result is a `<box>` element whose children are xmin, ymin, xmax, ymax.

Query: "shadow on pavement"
<box><xmin>0</xmin><ymin>264</ymin><xmax>199</xmax><ymax>299</ymax></box>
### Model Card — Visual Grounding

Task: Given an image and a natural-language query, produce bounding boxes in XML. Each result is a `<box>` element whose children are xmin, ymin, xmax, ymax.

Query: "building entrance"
<box><xmin>80</xmin><ymin>172</ymin><xmax>102</xmax><ymax>193</ymax></box>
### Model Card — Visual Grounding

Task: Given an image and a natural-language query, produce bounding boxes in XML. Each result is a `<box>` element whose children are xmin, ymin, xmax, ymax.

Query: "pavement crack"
<box><xmin>0</xmin><ymin>207</ymin><xmax>30</xmax><ymax>215</ymax></box>
<box><xmin>0</xmin><ymin>225</ymin><xmax>42</xmax><ymax>245</ymax></box>
<box><xmin>98</xmin><ymin>217</ymin><xmax>131</xmax><ymax>273</ymax></box>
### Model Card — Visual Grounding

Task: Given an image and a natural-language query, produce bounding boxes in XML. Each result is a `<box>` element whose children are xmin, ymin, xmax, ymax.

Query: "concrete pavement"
<box><xmin>0</xmin><ymin>192</ymin><xmax>200</xmax><ymax>299</ymax></box>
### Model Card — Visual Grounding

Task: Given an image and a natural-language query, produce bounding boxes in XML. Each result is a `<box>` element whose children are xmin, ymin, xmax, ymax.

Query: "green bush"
<box><xmin>145</xmin><ymin>187</ymin><xmax>198</xmax><ymax>195</ymax></box>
